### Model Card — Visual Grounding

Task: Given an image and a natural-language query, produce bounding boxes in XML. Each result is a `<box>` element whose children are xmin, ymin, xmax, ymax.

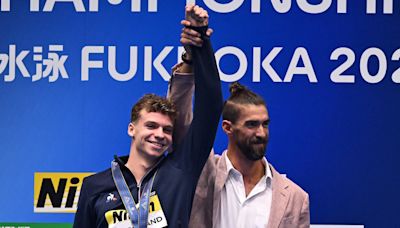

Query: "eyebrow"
<box><xmin>145</xmin><ymin>121</ymin><xmax>173</xmax><ymax>128</ymax></box>
<box><xmin>244</xmin><ymin>119</ymin><xmax>271</xmax><ymax>126</ymax></box>
<box><xmin>245</xmin><ymin>118</ymin><xmax>270</xmax><ymax>123</ymax></box>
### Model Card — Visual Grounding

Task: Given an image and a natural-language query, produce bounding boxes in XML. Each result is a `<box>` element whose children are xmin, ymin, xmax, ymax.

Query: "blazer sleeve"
<box><xmin>298</xmin><ymin>193</ymin><xmax>310</xmax><ymax>228</ymax></box>
<box><xmin>167</xmin><ymin>68</ymin><xmax>194</xmax><ymax>149</ymax></box>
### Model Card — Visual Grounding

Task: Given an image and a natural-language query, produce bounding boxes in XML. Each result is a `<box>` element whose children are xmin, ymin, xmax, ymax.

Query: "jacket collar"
<box><xmin>213</xmin><ymin>151</ymin><xmax>291</xmax><ymax>228</ymax></box>
<box><xmin>114</xmin><ymin>154</ymin><xmax>165</xmax><ymax>186</ymax></box>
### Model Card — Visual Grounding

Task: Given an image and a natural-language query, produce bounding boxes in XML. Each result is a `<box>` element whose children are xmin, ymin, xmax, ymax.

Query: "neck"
<box><xmin>125</xmin><ymin>145</ymin><xmax>158</xmax><ymax>184</ymax></box>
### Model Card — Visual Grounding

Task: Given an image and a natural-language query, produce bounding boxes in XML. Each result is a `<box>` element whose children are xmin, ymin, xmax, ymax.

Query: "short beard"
<box><xmin>236</xmin><ymin>137</ymin><xmax>267</xmax><ymax>161</ymax></box>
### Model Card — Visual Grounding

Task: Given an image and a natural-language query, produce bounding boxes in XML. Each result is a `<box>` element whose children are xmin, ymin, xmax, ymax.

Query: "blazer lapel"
<box><xmin>267</xmin><ymin>165</ymin><xmax>290</xmax><ymax>228</ymax></box>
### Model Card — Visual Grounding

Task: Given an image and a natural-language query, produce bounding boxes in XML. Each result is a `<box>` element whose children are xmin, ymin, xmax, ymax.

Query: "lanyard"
<box><xmin>111</xmin><ymin>160</ymin><xmax>157</xmax><ymax>228</ymax></box>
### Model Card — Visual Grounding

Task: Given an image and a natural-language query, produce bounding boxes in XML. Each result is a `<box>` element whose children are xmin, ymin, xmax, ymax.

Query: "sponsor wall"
<box><xmin>1</xmin><ymin>0</ymin><xmax>399</xmax><ymax>227</ymax></box>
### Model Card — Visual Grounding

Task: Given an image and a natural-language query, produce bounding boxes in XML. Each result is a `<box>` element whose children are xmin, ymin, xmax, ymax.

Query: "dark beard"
<box><xmin>236</xmin><ymin>136</ymin><xmax>267</xmax><ymax>161</ymax></box>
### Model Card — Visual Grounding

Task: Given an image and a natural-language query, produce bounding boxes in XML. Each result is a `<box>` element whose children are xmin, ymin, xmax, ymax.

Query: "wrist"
<box><xmin>181</xmin><ymin>51</ymin><xmax>193</xmax><ymax>65</ymax></box>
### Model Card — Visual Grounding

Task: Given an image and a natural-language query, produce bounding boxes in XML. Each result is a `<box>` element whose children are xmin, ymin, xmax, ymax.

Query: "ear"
<box><xmin>127</xmin><ymin>122</ymin><xmax>135</xmax><ymax>137</ymax></box>
<box><xmin>222</xmin><ymin>120</ymin><xmax>233</xmax><ymax>135</ymax></box>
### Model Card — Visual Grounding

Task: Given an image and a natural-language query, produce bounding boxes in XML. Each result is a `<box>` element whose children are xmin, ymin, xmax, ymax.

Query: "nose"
<box><xmin>255</xmin><ymin>125</ymin><xmax>268</xmax><ymax>138</ymax></box>
<box><xmin>154</xmin><ymin>127</ymin><xmax>165</xmax><ymax>140</ymax></box>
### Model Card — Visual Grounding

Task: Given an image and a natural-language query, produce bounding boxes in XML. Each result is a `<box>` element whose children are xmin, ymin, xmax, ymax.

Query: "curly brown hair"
<box><xmin>130</xmin><ymin>94</ymin><xmax>177</xmax><ymax>123</ymax></box>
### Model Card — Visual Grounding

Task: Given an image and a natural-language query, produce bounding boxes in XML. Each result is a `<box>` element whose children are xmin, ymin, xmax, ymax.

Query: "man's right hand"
<box><xmin>185</xmin><ymin>4</ymin><xmax>208</xmax><ymax>27</ymax></box>
<box><xmin>180</xmin><ymin>4</ymin><xmax>213</xmax><ymax>48</ymax></box>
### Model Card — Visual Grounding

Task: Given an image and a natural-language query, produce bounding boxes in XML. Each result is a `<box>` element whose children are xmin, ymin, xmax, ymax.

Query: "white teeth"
<box><xmin>150</xmin><ymin>141</ymin><xmax>163</xmax><ymax>147</ymax></box>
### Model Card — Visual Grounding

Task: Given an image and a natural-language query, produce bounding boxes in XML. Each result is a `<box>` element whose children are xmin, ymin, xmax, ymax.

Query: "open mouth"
<box><xmin>147</xmin><ymin>140</ymin><xmax>165</xmax><ymax>149</ymax></box>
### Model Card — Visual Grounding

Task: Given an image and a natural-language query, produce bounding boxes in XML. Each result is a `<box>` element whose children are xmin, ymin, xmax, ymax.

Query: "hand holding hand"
<box><xmin>185</xmin><ymin>4</ymin><xmax>208</xmax><ymax>27</ymax></box>
<box><xmin>180</xmin><ymin>4</ymin><xmax>213</xmax><ymax>60</ymax></box>
<box><xmin>180</xmin><ymin>20</ymin><xmax>213</xmax><ymax>47</ymax></box>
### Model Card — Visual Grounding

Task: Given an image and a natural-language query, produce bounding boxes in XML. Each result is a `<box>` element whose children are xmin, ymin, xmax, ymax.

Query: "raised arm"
<box><xmin>171</xmin><ymin>4</ymin><xmax>222</xmax><ymax>175</ymax></box>
<box><xmin>167</xmin><ymin>8</ymin><xmax>214</xmax><ymax>148</ymax></box>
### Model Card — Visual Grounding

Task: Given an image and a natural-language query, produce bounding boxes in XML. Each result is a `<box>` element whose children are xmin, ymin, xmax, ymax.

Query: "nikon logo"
<box><xmin>34</xmin><ymin>172</ymin><xmax>93</xmax><ymax>213</ymax></box>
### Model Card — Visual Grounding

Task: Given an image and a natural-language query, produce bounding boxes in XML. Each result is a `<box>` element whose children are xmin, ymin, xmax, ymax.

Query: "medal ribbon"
<box><xmin>112</xmin><ymin>160</ymin><xmax>157</xmax><ymax>228</ymax></box>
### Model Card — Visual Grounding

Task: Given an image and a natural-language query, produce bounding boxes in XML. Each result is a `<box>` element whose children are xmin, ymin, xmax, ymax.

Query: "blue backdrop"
<box><xmin>1</xmin><ymin>0</ymin><xmax>399</xmax><ymax>227</ymax></box>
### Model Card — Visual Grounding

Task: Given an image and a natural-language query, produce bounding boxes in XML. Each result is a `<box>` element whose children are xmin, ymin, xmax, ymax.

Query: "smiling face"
<box><xmin>224</xmin><ymin>104</ymin><xmax>270</xmax><ymax>161</ymax></box>
<box><xmin>128</xmin><ymin>110</ymin><xmax>173</xmax><ymax>162</ymax></box>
